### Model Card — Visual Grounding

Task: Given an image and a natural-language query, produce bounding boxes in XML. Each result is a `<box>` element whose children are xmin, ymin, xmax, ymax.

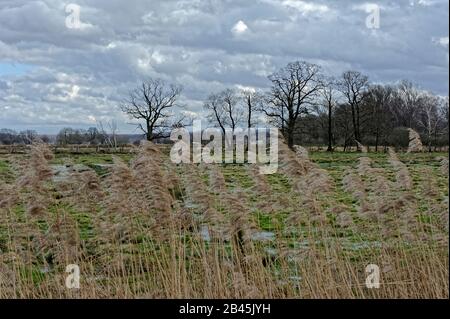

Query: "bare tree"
<box><xmin>221</xmin><ymin>89</ymin><xmax>242</xmax><ymax>130</ymax></box>
<box><xmin>416</xmin><ymin>93</ymin><xmax>443</xmax><ymax>152</ymax></box>
<box><xmin>97</xmin><ymin>120</ymin><xmax>119</xmax><ymax>149</ymax></box>
<box><xmin>204</xmin><ymin>92</ymin><xmax>227</xmax><ymax>135</ymax></box>
<box><xmin>391</xmin><ymin>80</ymin><xmax>423</xmax><ymax>128</ymax></box>
<box><xmin>120</xmin><ymin>78</ymin><xmax>182</xmax><ymax>141</ymax></box>
<box><xmin>440</xmin><ymin>96</ymin><xmax>449</xmax><ymax>139</ymax></box>
<box><xmin>366</xmin><ymin>84</ymin><xmax>394</xmax><ymax>151</ymax></box>
<box><xmin>334</xmin><ymin>103</ymin><xmax>354</xmax><ymax>151</ymax></box>
<box><xmin>320</xmin><ymin>76</ymin><xmax>339</xmax><ymax>152</ymax></box>
<box><xmin>437</xmin><ymin>96</ymin><xmax>449</xmax><ymax>149</ymax></box>
<box><xmin>241</xmin><ymin>89</ymin><xmax>261</xmax><ymax>128</ymax></box>
<box><xmin>263</xmin><ymin>61</ymin><xmax>323</xmax><ymax>147</ymax></box>
<box><xmin>18</xmin><ymin>130</ymin><xmax>38</xmax><ymax>145</ymax></box>
<box><xmin>204</xmin><ymin>88</ymin><xmax>246</xmax><ymax>133</ymax></box>
<box><xmin>109</xmin><ymin>120</ymin><xmax>118</xmax><ymax>148</ymax></box>
<box><xmin>338</xmin><ymin>71</ymin><xmax>369</xmax><ymax>145</ymax></box>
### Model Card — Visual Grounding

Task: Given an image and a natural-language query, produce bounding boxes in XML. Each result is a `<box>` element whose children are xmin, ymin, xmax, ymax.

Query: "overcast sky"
<box><xmin>0</xmin><ymin>0</ymin><xmax>448</xmax><ymax>134</ymax></box>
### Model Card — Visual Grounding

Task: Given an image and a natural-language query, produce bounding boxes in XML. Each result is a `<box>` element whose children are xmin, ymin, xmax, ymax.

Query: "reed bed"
<box><xmin>0</xmin><ymin>141</ymin><xmax>448</xmax><ymax>298</ymax></box>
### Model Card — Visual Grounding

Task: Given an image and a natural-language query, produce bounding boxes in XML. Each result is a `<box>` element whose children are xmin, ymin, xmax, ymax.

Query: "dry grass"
<box><xmin>0</xmin><ymin>141</ymin><xmax>448</xmax><ymax>299</ymax></box>
<box><xmin>407</xmin><ymin>128</ymin><xmax>424</xmax><ymax>153</ymax></box>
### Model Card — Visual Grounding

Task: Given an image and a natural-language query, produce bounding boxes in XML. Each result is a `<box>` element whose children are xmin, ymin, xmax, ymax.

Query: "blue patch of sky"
<box><xmin>0</xmin><ymin>62</ymin><xmax>34</xmax><ymax>76</ymax></box>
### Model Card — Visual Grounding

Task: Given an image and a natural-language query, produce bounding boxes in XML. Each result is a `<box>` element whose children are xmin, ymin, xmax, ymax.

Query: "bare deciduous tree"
<box><xmin>440</xmin><ymin>96</ymin><xmax>449</xmax><ymax>141</ymax></box>
<box><xmin>203</xmin><ymin>88</ymin><xmax>247</xmax><ymax>133</ymax></box>
<box><xmin>338</xmin><ymin>70</ymin><xmax>369</xmax><ymax>145</ymax></box>
<box><xmin>221</xmin><ymin>89</ymin><xmax>242</xmax><ymax>131</ymax></box>
<box><xmin>241</xmin><ymin>89</ymin><xmax>262</xmax><ymax>128</ymax></box>
<box><xmin>366</xmin><ymin>84</ymin><xmax>394</xmax><ymax>151</ymax></box>
<box><xmin>334</xmin><ymin>103</ymin><xmax>354</xmax><ymax>151</ymax></box>
<box><xmin>120</xmin><ymin>78</ymin><xmax>182</xmax><ymax>141</ymax></box>
<box><xmin>416</xmin><ymin>93</ymin><xmax>443</xmax><ymax>152</ymax></box>
<box><xmin>204</xmin><ymin>92</ymin><xmax>227</xmax><ymax>135</ymax></box>
<box><xmin>320</xmin><ymin>76</ymin><xmax>339</xmax><ymax>152</ymax></box>
<box><xmin>264</xmin><ymin>61</ymin><xmax>323</xmax><ymax>147</ymax></box>
<box><xmin>97</xmin><ymin>120</ymin><xmax>119</xmax><ymax>149</ymax></box>
<box><xmin>391</xmin><ymin>80</ymin><xmax>423</xmax><ymax>128</ymax></box>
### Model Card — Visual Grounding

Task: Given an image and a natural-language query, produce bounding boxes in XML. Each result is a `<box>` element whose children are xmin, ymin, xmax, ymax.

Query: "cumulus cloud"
<box><xmin>0</xmin><ymin>0</ymin><xmax>448</xmax><ymax>133</ymax></box>
<box><xmin>231</xmin><ymin>20</ymin><xmax>249</xmax><ymax>36</ymax></box>
<box><xmin>433</xmin><ymin>36</ymin><xmax>449</xmax><ymax>48</ymax></box>
<box><xmin>282</xmin><ymin>0</ymin><xmax>329</xmax><ymax>14</ymax></box>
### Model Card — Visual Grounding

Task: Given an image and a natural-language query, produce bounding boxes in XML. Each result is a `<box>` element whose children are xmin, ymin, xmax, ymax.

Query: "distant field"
<box><xmin>0</xmin><ymin>142</ymin><xmax>448</xmax><ymax>298</ymax></box>
<box><xmin>0</xmin><ymin>144</ymin><xmax>136</xmax><ymax>155</ymax></box>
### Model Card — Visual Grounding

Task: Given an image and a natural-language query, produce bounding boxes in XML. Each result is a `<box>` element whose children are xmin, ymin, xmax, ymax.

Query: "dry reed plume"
<box><xmin>407</xmin><ymin>128</ymin><xmax>424</xmax><ymax>153</ymax></box>
<box><xmin>0</xmin><ymin>140</ymin><xmax>448</xmax><ymax>299</ymax></box>
<box><xmin>388</xmin><ymin>147</ymin><xmax>413</xmax><ymax>190</ymax></box>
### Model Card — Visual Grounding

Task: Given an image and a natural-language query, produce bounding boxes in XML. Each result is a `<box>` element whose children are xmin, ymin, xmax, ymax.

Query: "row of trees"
<box><xmin>200</xmin><ymin>62</ymin><xmax>449</xmax><ymax>151</ymax></box>
<box><xmin>0</xmin><ymin>124</ymin><xmax>125</xmax><ymax>146</ymax></box>
<box><xmin>55</xmin><ymin>121</ymin><xmax>129</xmax><ymax>146</ymax></box>
<box><xmin>56</xmin><ymin>127</ymin><xmax>105</xmax><ymax>145</ymax></box>
<box><xmin>0</xmin><ymin>129</ymin><xmax>47</xmax><ymax>145</ymax></box>
<box><xmin>2</xmin><ymin>62</ymin><xmax>447</xmax><ymax>150</ymax></box>
<box><xmin>119</xmin><ymin>61</ymin><xmax>448</xmax><ymax>151</ymax></box>
<box><xmin>315</xmin><ymin>79</ymin><xmax>449</xmax><ymax>151</ymax></box>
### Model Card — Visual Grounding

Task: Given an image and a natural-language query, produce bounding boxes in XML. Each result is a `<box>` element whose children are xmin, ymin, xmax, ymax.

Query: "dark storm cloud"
<box><xmin>0</xmin><ymin>0</ymin><xmax>448</xmax><ymax>133</ymax></box>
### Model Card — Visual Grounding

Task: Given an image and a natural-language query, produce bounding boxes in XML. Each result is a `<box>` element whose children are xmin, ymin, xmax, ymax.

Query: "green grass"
<box><xmin>0</xmin><ymin>159</ymin><xmax>15</xmax><ymax>183</ymax></box>
<box><xmin>50</xmin><ymin>153</ymin><xmax>133</xmax><ymax>166</ymax></box>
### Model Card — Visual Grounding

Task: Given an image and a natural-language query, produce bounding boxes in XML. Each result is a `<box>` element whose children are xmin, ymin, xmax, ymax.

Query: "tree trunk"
<box><xmin>247</xmin><ymin>96</ymin><xmax>252</xmax><ymax>128</ymax></box>
<box><xmin>375</xmin><ymin>126</ymin><xmax>379</xmax><ymax>152</ymax></box>
<box><xmin>287</xmin><ymin>132</ymin><xmax>294</xmax><ymax>149</ymax></box>
<box><xmin>434</xmin><ymin>130</ymin><xmax>438</xmax><ymax>151</ymax></box>
<box><xmin>286</xmin><ymin>124</ymin><xmax>295</xmax><ymax>148</ymax></box>
<box><xmin>356</xmin><ymin>105</ymin><xmax>361</xmax><ymax>141</ymax></box>
<box><xmin>350</xmin><ymin>105</ymin><xmax>357</xmax><ymax>140</ymax></box>
<box><xmin>146</xmin><ymin>121</ymin><xmax>152</xmax><ymax>141</ymax></box>
<box><xmin>326</xmin><ymin>103</ymin><xmax>333</xmax><ymax>152</ymax></box>
<box><xmin>428</xmin><ymin>133</ymin><xmax>432</xmax><ymax>153</ymax></box>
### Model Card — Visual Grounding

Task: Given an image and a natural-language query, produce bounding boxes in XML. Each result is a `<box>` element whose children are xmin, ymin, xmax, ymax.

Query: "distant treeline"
<box><xmin>0</xmin><ymin>129</ymin><xmax>47</xmax><ymax>145</ymax></box>
<box><xmin>200</xmin><ymin>62</ymin><xmax>449</xmax><ymax>152</ymax></box>
<box><xmin>0</xmin><ymin>127</ymin><xmax>143</xmax><ymax>146</ymax></box>
<box><xmin>2</xmin><ymin>61</ymin><xmax>449</xmax><ymax>152</ymax></box>
<box><xmin>291</xmin><ymin>81</ymin><xmax>449</xmax><ymax>151</ymax></box>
